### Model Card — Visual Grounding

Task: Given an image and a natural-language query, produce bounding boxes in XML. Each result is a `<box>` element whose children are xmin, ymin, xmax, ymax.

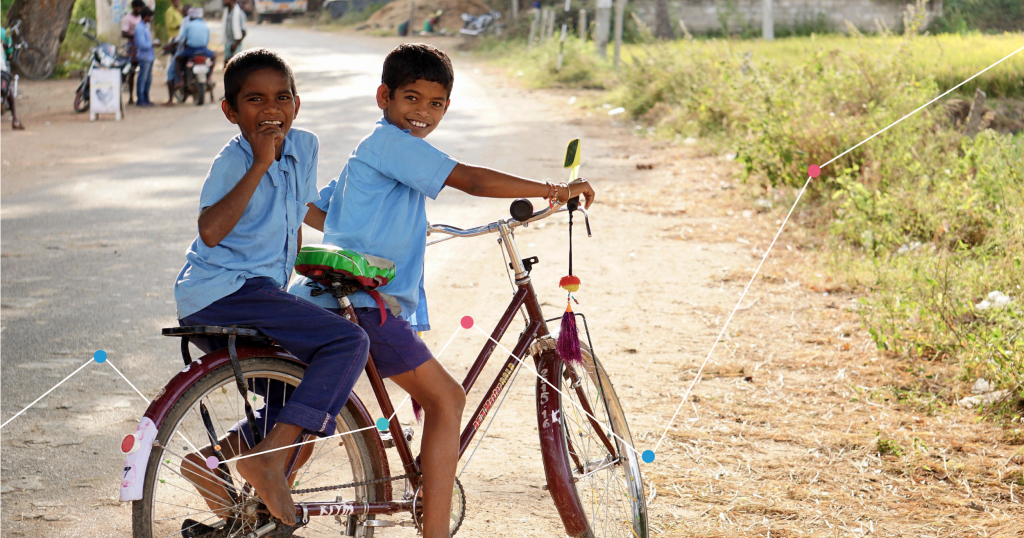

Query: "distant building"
<box><xmin>629</xmin><ymin>0</ymin><xmax>942</xmax><ymax>35</ymax></box>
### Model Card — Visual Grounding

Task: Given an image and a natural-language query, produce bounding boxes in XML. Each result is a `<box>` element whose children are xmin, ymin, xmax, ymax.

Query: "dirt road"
<box><xmin>2</xmin><ymin>23</ymin><xmax>1022</xmax><ymax>538</ymax></box>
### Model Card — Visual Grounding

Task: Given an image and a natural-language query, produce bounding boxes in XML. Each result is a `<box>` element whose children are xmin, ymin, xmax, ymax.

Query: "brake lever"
<box><xmin>579</xmin><ymin>207</ymin><xmax>592</xmax><ymax>237</ymax></box>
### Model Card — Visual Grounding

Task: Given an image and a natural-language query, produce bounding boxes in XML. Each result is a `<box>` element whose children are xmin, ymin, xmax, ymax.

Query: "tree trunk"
<box><xmin>5</xmin><ymin>0</ymin><xmax>77</xmax><ymax>77</ymax></box>
<box><xmin>654</xmin><ymin>0</ymin><xmax>674</xmax><ymax>39</ymax></box>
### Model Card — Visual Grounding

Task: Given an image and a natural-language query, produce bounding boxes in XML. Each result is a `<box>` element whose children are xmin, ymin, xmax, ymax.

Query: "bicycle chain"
<box><xmin>290</xmin><ymin>472</ymin><xmax>421</xmax><ymax>495</ymax></box>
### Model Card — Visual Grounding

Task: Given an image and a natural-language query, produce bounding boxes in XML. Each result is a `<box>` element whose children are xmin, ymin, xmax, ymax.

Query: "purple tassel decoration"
<box><xmin>557</xmin><ymin>302</ymin><xmax>583</xmax><ymax>366</ymax></box>
<box><xmin>411</xmin><ymin>398</ymin><xmax>424</xmax><ymax>424</ymax></box>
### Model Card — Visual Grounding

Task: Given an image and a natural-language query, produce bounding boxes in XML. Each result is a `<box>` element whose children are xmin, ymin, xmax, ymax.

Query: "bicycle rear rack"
<box><xmin>162</xmin><ymin>325</ymin><xmax>273</xmax><ymax>450</ymax></box>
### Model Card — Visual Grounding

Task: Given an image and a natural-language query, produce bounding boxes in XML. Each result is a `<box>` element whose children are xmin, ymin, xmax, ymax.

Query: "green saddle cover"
<box><xmin>294</xmin><ymin>244</ymin><xmax>396</xmax><ymax>290</ymax></box>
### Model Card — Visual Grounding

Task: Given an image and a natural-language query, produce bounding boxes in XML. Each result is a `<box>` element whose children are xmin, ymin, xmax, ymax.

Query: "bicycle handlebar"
<box><xmin>427</xmin><ymin>198</ymin><xmax>590</xmax><ymax>246</ymax></box>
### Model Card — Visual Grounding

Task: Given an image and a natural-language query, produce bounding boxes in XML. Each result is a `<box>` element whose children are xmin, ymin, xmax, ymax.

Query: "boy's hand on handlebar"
<box><xmin>564</xmin><ymin>179</ymin><xmax>595</xmax><ymax>209</ymax></box>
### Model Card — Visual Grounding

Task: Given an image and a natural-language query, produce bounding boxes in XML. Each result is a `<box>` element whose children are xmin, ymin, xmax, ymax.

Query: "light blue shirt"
<box><xmin>175</xmin><ymin>128</ymin><xmax>320</xmax><ymax>319</ymax></box>
<box><xmin>182</xmin><ymin>18</ymin><xmax>210</xmax><ymax>48</ymax></box>
<box><xmin>134</xmin><ymin>20</ymin><xmax>154</xmax><ymax>62</ymax></box>
<box><xmin>289</xmin><ymin>117</ymin><xmax>457</xmax><ymax>331</ymax></box>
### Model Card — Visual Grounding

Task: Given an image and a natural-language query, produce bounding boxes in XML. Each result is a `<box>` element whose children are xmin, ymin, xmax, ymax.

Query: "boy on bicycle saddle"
<box><xmin>172</xmin><ymin>48</ymin><xmax>370</xmax><ymax>528</ymax></box>
<box><xmin>290</xmin><ymin>43</ymin><xmax>596</xmax><ymax>538</ymax></box>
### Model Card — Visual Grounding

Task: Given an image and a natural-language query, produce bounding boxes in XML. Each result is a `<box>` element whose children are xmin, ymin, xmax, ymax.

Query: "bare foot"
<box><xmin>180</xmin><ymin>433</ymin><xmax>244</xmax><ymax>519</ymax></box>
<box><xmin>236</xmin><ymin>423</ymin><xmax>304</xmax><ymax>526</ymax></box>
<box><xmin>11</xmin><ymin>120</ymin><xmax>24</xmax><ymax>130</ymax></box>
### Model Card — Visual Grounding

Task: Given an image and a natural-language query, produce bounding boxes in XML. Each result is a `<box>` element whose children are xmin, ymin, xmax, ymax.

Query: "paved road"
<box><xmin>1</xmin><ymin>24</ymin><xmax>594</xmax><ymax>537</ymax></box>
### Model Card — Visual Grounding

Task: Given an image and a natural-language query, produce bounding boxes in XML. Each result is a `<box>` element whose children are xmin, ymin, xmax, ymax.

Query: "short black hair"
<box><xmin>381</xmin><ymin>44</ymin><xmax>454</xmax><ymax>98</ymax></box>
<box><xmin>140</xmin><ymin>7</ymin><xmax>154</xmax><ymax>18</ymax></box>
<box><xmin>131</xmin><ymin>0</ymin><xmax>145</xmax><ymax>8</ymax></box>
<box><xmin>223</xmin><ymin>48</ymin><xmax>297</xmax><ymax>110</ymax></box>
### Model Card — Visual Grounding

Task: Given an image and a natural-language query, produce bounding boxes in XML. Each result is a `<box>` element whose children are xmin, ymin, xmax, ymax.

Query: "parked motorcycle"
<box><xmin>173</xmin><ymin>51</ymin><xmax>215</xmax><ymax>106</ymax></box>
<box><xmin>459</xmin><ymin>10</ymin><xmax>502</xmax><ymax>36</ymax></box>
<box><xmin>74</xmin><ymin>18</ymin><xmax>131</xmax><ymax>113</ymax></box>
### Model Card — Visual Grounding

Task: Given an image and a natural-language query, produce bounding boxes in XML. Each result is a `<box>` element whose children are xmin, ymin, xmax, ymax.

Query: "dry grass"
<box><xmin>592</xmin><ymin>131</ymin><xmax>1024</xmax><ymax>537</ymax></box>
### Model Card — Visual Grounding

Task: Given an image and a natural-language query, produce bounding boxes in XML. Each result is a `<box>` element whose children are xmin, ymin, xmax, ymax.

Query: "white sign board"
<box><xmin>89</xmin><ymin>68</ymin><xmax>122</xmax><ymax>121</ymax></box>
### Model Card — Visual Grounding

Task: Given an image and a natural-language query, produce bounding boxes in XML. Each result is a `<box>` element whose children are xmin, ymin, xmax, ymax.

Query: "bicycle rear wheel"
<box><xmin>537</xmin><ymin>339</ymin><xmax>648</xmax><ymax>538</ymax></box>
<box><xmin>13</xmin><ymin>45</ymin><xmax>53</xmax><ymax>80</ymax></box>
<box><xmin>132</xmin><ymin>356</ymin><xmax>388</xmax><ymax>537</ymax></box>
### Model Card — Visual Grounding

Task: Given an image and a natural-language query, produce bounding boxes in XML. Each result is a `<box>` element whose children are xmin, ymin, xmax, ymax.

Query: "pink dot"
<box><xmin>205</xmin><ymin>456</ymin><xmax>219</xmax><ymax>470</ymax></box>
<box><xmin>460</xmin><ymin>316</ymin><xmax>474</xmax><ymax>329</ymax></box>
<box><xmin>808</xmin><ymin>164</ymin><xmax>821</xmax><ymax>178</ymax></box>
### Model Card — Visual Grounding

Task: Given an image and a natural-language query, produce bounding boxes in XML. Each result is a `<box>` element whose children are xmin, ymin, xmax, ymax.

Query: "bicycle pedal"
<box><xmin>379</xmin><ymin>427</ymin><xmax>414</xmax><ymax>449</ymax></box>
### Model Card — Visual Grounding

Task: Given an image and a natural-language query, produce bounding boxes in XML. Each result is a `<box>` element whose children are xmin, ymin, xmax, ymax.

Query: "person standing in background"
<box><xmin>162</xmin><ymin>0</ymin><xmax>188</xmax><ymax>106</ymax></box>
<box><xmin>134</xmin><ymin>7</ymin><xmax>156</xmax><ymax>107</ymax></box>
<box><xmin>222</xmin><ymin>0</ymin><xmax>247</xmax><ymax>68</ymax></box>
<box><xmin>121</xmin><ymin>0</ymin><xmax>145</xmax><ymax>105</ymax></box>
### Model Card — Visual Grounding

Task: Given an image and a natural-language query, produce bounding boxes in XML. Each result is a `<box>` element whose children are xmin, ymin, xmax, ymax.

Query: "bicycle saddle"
<box><xmin>294</xmin><ymin>244</ymin><xmax>395</xmax><ymax>291</ymax></box>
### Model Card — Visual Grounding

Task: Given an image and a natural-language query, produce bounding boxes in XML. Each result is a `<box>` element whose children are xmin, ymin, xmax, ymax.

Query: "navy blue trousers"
<box><xmin>180</xmin><ymin>278</ymin><xmax>369</xmax><ymax>442</ymax></box>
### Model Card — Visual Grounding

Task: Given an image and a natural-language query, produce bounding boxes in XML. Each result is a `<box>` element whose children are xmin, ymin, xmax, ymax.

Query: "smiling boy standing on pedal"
<box><xmin>290</xmin><ymin>43</ymin><xmax>596</xmax><ymax>538</ymax></box>
<box><xmin>173</xmin><ymin>48</ymin><xmax>370</xmax><ymax>529</ymax></box>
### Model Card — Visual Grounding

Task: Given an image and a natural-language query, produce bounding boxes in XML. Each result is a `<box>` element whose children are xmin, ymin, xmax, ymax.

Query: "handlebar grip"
<box><xmin>567</xmin><ymin>196</ymin><xmax>580</xmax><ymax>212</ymax></box>
<box><xmin>509</xmin><ymin>198</ymin><xmax>534</xmax><ymax>222</ymax></box>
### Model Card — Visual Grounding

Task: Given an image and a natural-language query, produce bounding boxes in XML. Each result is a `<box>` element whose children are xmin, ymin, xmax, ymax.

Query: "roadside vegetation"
<box><xmin>482</xmin><ymin>10</ymin><xmax>1024</xmax><ymax>411</ymax></box>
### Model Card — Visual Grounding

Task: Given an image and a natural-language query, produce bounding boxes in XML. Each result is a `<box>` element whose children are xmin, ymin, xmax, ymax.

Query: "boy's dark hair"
<box><xmin>381</xmin><ymin>44</ymin><xmax>454</xmax><ymax>98</ymax></box>
<box><xmin>140</xmin><ymin>7</ymin><xmax>154</xmax><ymax>18</ymax></box>
<box><xmin>131</xmin><ymin>0</ymin><xmax>145</xmax><ymax>9</ymax></box>
<box><xmin>223</xmin><ymin>48</ymin><xmax>297</xmax><ymax>110</ymax></box>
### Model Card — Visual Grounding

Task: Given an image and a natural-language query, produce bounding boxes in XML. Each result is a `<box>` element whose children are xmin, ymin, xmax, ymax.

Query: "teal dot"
<box><xmin>376</xmin><ymin>417</ymin><xmax>389</xmax><ymax>431</ymax></box>
<box><xmin>641</xmin><ymin>450</ymin><xmax>655</xmax><ymax>463</ymax></box>
<box><xmin>93</xmin><ymin>350</ymin><xmax>107</xmax><ymax>363</ymax></box>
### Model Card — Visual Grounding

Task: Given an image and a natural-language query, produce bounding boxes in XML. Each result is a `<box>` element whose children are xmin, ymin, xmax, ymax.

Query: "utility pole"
<box><xmin>510</xmin><ymin>0</ymin><xmax>518</xmax><ymax>21</ymax></box>
<box><xmin>594</xmin><ymin>0</ymin><xmax>611</xmax><ymax>58</ymax></box>
<box><xmin>762</xmin><ymin>0</ymin><xmax>774</xmax><ymax>40</ymax></box>
<box><xmin>613</xmin><ymin>0</ymin><xmax>626</xmax><ymax>66</ymax></box>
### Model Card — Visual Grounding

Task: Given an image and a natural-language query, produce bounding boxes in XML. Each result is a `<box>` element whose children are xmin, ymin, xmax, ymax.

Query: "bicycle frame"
<box><xmin>283</xmin><ymin>217</ymin><xmax>584</xmax><ymax>528</ymax></box>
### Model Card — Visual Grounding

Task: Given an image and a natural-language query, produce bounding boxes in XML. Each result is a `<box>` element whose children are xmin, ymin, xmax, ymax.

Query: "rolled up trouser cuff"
<box><xmin>276</xmin><ymin>401</ymin><xmax>337</xmax><ymax>437</ymax></box>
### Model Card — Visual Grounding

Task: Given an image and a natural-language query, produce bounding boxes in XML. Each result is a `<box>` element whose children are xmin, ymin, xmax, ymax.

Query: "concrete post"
<box><xmin>762</xmin><ymin>0</ymin><xmax>774</xmax><ymax>41</ymax></box>
<box><xmin>594</xmin><ymin>0</ymin><xmax>612</xmax><ymax>58</ymax></box>
<box><xmin>528</xmin><ymin>8</ymin><xmax>539</xmax><ymax>48</ymax></box>
<box><xmin>613</xmin><ymin>0</ymin><xmax>626</xmax><ymax>66</ymax></box>
<box><xmin>511</xmin><ymin>0</ymin><xmax>519</xmax><ymax>21</ymax></box>
<box><xmin>579</xmin><ymin>9</ymin><xmax>587</xmax><ymax>40</ymax></box>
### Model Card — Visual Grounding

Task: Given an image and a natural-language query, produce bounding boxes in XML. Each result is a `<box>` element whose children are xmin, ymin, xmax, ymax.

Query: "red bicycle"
<box><xmin>123</xmin><ymin>145</ymin><xmax>648</xmax><ymax>538</ymax></box>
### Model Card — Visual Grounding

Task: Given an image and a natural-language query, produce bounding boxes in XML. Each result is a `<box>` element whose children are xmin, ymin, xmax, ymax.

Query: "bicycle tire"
<box><xmin>537</xmin><ymin>342</ymin><xmax>648</xmax><ymax>538</ymax></box>
<box><xmin>132</xmin><ymin>356</ymin><xmax>387</xmax><ymax>538</ymax></box>
<box><xmin>13</xmin><ymin>45</ymin><xmax>53</xmax><ymax>80</ymax></box>
<box><xmin>74</xmin><ymin>81</ymin><xmax>89</xmax><ymax>113</ymax></box>
<box><xmin>196</xmin><ymin>82</ymin><xmax>205</xmax><ymax>105</ymax></box>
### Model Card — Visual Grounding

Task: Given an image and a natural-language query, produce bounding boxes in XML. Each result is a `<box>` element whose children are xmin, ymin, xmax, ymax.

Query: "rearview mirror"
<box><xmin>563</xmin><ymin>138</ymin><xmax>581</xmax><ymax>169</ymax></box>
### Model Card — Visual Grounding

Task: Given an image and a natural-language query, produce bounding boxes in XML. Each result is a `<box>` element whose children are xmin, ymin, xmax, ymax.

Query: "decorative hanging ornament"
<box><xmin>556</xmin><ymin>198</ymin><xmax>584</xmax><ymax>367</ymax></box>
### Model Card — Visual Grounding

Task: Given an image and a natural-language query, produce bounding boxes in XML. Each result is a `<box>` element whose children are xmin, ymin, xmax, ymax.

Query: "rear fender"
<box><xmin>119</xmin><ymin>345</ymin><xmax>380</xmax><ymax>501</ymax></box>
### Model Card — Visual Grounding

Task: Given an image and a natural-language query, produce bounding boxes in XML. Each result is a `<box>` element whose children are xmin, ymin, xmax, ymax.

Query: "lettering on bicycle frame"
<box><xmin>315</xmin><ymin>503</ymin><xmax>356</xmax><ymax>517</ymax></box>
<box><xmin>540</xmin><ymin>367</ymin><xmax>551</xmax><ymax>428</ymax></box>
<box><xmin>472</xmin><ymin>362</ymin><xmax>517</xmax><ymax>430</ymax></box>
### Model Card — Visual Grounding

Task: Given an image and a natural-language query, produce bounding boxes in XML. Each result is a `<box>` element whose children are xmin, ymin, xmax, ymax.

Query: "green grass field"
<box><xmin>484</xmin><ymin>31</ymin><xmax>1024</xmax><ymax>407</ymax></box>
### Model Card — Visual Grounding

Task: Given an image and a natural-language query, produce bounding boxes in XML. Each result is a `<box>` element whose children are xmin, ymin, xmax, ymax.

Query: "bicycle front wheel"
<box><xmin>537</xmin><ymin>339</ymin><xmax>648</xmax><ymax>538</ymax></box>
<box><xmin>13</xmin><ymin>45</ymin><xmax>53</xmax><ymax>80</ymax></box>
<box><xmin>132</xmin><ymin>356</ymin><xmax>388</xmax><ymax>538</ymax></box>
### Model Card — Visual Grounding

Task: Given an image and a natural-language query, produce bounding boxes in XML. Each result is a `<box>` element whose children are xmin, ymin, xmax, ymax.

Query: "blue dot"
<box><xmin>93</xmin><ymin>350</ymin><xmax>108</xmax><ymax>363</ymax></box>
<box><xmin>375</xmin><ymin>417</ymin><xmax>389</xmax><ymax>431</ymax></box>
<box><xmin>641</xmin><ymin>450</ymin><xmax>655</xmax><ymax>463</ymax></box>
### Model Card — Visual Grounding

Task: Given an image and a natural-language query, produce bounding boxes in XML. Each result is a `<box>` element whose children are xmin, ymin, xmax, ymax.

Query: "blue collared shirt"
<box><xmin>288</xmin><ymin>117</ymin><xmax>457</xmax><ymax>331</ymax></box>
<box><xmin>134</xmin><ymin>20</ymin><xmax>154</xmax><ymax>62</ymax></box>
<box><xmin>175</xmin><ymin>128</ymin><xmax>320</xmax><ymax>319</ymax></box>
<box><xmin>182</xmin><ymin>18</ymin><xmax>210</xmax><ymax>48</ymax></box>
